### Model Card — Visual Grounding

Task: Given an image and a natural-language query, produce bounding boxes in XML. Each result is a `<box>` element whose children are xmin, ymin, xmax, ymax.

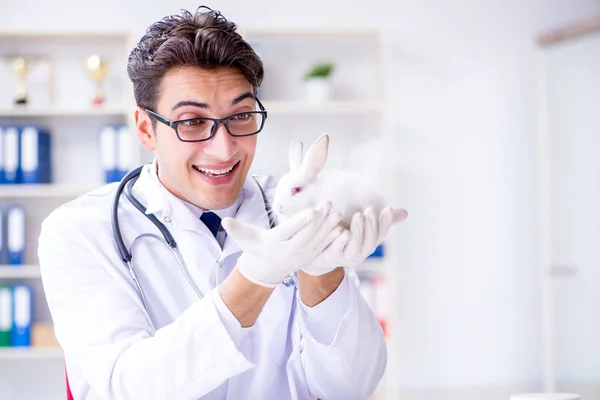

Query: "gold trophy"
<box><xmin>86</xmin><ymin>54</ymin><xmax>108</xmax><ymax>106</ymax></box>
<box><xmin>13</xmin><ymin>57</ymin><xmax>29</xmax><ymax>105</ymax></box>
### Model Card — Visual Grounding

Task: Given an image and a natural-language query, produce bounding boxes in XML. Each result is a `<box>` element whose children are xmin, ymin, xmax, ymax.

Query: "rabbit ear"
<box><xmin>288</xmin><ymin>140</ymin><xmax>303</xmax><ymax>171</ymax></box>
<box><xmin>302</xmin><ymin>133</ymin><xmax>329</xmax><ymax>180</ymax></box>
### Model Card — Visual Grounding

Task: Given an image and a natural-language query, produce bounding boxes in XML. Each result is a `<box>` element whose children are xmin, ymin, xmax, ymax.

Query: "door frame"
<box><xmin>535</xmin><ymin>14</ymin><xmax>600</xmax><ymax>392</ymax></box>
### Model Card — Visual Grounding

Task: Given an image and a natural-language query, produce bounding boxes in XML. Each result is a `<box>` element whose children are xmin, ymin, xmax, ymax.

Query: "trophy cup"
<box><xmin>13</xmin><ymin>57</ymin><xmax>29</xmax><ymax>106</ymax></box>
<box><xmin>86</xmin><ymin>54</ymin><xmax>108</xmax><ymax>106</ymax></box>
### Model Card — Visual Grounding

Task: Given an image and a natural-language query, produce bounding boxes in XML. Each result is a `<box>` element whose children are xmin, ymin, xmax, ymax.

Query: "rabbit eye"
<box><xmin>291</xmin><ymin>187</ymin><xmax>302</xmax><ymax>195</ymax></box>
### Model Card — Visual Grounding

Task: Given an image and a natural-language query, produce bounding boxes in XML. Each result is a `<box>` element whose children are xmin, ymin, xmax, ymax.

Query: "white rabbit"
<box><xmin>272</xmin><ymin>133</ymin><xmax>407</xmax><ymax>229</ymax></box>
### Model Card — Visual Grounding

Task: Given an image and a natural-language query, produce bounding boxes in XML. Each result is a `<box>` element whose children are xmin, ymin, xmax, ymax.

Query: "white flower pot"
<box><xmin>304</xmin><ymin>77</ymin><xmax>332</xmax><ymax>103</ymax></box>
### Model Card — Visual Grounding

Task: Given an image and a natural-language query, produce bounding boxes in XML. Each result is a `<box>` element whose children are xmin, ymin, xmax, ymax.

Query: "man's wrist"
<box><xmin>219</xmin><ymin>267</ymin><xmax>275</xmax><ymax>327</ymax></box>
<box><xmin>297</xmin><ymin>267</ymin><xmax>345</xmax><ymax>307</ymax></box>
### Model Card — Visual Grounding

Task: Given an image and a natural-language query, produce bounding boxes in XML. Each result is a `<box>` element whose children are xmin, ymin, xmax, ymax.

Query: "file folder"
<box><xmin>20</xmin><ymin>125</ymin><xmax>52</xmax><ymax>184</ymax></box>
<box><xmin>3</xmin><ymin>126</ymin><xmax>20</xmax><ymax>184</ymax></box>
<box><xmin>7</xmin><ymin>206</ymin><xmax>25</xmax><ymax>265</ymax></box>
<box><xmin>0</xmin><ymin>285</ymin><xmax>12</xmax><ymax>346</ymax></box>
<box><xmin>12</xmin><ymin>284</ymin><xmax>32</xmax><ymax>347</ymax></box>
<box><xmin>99</xmin><ymin>125</ymin><xmax>119</xmax><ymax>183</ymax></box>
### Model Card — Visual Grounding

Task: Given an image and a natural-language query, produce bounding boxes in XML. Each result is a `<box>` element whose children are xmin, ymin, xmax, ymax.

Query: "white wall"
<box><xmin>1</xmin><ymin>0</ymin><xmax>600</xmax><ymax>398</ymax></box>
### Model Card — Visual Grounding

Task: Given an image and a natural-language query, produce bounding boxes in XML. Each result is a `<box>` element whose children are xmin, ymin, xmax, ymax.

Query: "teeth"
<box><xmin>197</xmin><ymin>165</ymin><xmax>235</xmax><ymax>175</ymax></box>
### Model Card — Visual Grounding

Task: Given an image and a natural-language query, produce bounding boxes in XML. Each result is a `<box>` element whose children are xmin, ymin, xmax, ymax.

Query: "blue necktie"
<box><xmin>200</xmin><ymin>212</ymin><xmax>221</xmax><ymax>238</ymax></box>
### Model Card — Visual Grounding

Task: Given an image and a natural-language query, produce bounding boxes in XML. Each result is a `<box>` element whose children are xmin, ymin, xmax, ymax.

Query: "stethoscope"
<box><xmin>111</xmin><ymin>164</ymin><xmax>283</xmax><ymax>322</ymax></box>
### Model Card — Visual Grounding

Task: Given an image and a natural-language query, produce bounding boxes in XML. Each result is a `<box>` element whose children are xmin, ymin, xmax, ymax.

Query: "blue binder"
<box><xmin>0</xmin><ymin>285</ymin><xmax>12</xmax><ymax>346</ymax></box>
<box><xmin>6</xmin><ymin>205</ymin><xmax>25</xmax><ymax>265</ymax></box>
<box><xmin>367</xmin><ymin>243</ymin><xmax>384</xmax><ymax>258</ymax></box>
<box><xmin>11</xmin><ymin>284</ymin><xmax>32</xmax><ymax>347</ymax></box>
<box><xmin>20</xmin><ymin>125</ymin><xmax>52</xmax><ymax>184</ymax></box>
<box><xmin>99</xmin><ymin>124</ymin><xmax>119</xmax><ymax>183</ymax></box>
<box><xmin>2</xmin><ymin>126</ymin><xmax>21</xmax><ymax>184</ymax></box>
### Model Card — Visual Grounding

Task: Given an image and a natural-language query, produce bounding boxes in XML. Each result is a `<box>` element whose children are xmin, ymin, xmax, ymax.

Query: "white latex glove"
<box><xmin>301</xmin><ymin>206</ymin><xmax>407</xmax><ymax>276</ymax></box>
<box><xmin>221</xmin><ymin>202</ymin><xmax>343</xmax><ymax>287</ymax></box>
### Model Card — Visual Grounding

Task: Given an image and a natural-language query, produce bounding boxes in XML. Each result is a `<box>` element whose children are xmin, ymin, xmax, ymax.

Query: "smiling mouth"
<box><xmin>193</xmin><ymin>161</ymin><xmax>240</xmax><ymax>177</ymax></box>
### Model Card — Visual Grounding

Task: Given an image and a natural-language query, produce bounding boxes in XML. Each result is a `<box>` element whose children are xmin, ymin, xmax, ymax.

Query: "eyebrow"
<box><xmin>232</xmin><ymin>92</ymin><xmax>256</xmax><ymax>105</ymax></box>
<box><xmin>171</xmin><ymin>101</ymin><xmax>208</xmax><ymax>111</ymax></box>
<box><xmin>171</xmin><ymin>92</ymin><xmax>256</xmax><ymax>111</ymax></box>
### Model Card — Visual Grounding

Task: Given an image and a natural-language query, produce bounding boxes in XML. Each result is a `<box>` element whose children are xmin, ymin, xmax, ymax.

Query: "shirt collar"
<box><xmin>181</xmin><ymin>196</ymin><xmax>241</xmax><ymax>221</ymax></box>
<box><xmin>142</xmin><ymin>158</ymin><xmax>171</xmax><ymax>216</ymax></box>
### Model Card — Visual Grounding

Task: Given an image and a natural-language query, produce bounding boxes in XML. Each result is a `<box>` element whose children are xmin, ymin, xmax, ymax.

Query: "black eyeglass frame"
<box><xmin>145</xmin><ymin>97</ymin><xmax>268</xmax><ymax>143</ymax></box>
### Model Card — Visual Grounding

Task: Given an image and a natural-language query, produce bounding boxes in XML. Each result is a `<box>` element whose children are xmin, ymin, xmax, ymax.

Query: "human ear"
<box><xmin>134</xmin><ymin>107</ymin><xmax>156</xmax><ymax>151</ymax></box>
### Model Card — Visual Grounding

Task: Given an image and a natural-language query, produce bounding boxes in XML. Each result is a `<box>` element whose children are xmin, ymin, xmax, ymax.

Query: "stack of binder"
<box><xmin>0</xmin><ymin>125</ymin><xmax>52</xmax><ymax>184</ymax></box>
<box><xmin>0</xmin><ymin>207</ymin><xmax>31</xmax><ymax>348</ymax></box>
<box><xmin>0</xmin><ymin>284</ymin><xmax>32</xmax><ymax>347</ymax></box>
<box><xmin>99</xmin><ymin>123</ymin><xmax>136</xmax><ymax>184</ymax></box>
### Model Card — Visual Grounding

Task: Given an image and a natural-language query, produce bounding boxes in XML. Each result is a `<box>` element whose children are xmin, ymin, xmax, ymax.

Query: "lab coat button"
<box><xmin>217</xmin><ymin>260</ymin><xmax>224</xmax><ymax>268</ymax></box>
<box><xmin>163</xmin><ymin>216</ymin><xmax>172</xmax><ymax>224</ymax></box>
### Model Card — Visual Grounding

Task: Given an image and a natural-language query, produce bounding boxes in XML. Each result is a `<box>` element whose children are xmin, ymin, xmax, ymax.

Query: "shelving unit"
<box><xmin>0</xmin><ymin>30</ymin><xmax>134</xmax><ymax>391</ymax></box>
<box><xmin>0</xmin><ymin>265</ymin><xmax>41</xmax><ymax>279</ymax></box>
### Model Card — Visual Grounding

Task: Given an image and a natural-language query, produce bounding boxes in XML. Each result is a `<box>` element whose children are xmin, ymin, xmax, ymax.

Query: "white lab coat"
<box><xmin>38</xmin><ymin>162</ymin><xmax>387</xmax><ymax>400</ymax></box>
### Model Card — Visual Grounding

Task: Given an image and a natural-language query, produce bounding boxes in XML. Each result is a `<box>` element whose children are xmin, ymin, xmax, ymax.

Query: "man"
<box><xmin>38</xmin><ymin>6</ymin><xmax>404</xmax><ymax>400</ymax></box>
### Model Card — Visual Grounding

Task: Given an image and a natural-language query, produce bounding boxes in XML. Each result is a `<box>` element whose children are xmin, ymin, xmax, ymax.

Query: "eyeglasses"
<box><xmin>145</xmin><ymin>98</ymin><xmax>268</xmax><ymax>143</ymax></box>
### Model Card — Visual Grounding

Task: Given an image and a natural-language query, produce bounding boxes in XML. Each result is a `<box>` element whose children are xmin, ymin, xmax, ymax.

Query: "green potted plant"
<box><xmin>303</xmin><ymin>62</ymin><xmax>335</xmax><ymax>103</ymax></box>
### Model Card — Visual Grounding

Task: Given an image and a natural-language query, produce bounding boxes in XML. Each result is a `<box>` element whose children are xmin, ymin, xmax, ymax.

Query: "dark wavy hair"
<box><xmin>127</xmin><ymin>6</ymin><xmax>263</xmax><ymax>111</ymax></box>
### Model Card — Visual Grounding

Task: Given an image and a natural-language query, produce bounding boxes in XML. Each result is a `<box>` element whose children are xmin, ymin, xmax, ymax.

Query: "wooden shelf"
<box><xmin>263</xmin><ymin>101</ymin><xmax>382</xmax><ymax>115</ymax></box>
<box><xmin>0</xmin><ymin>30</ymin><xmax>130</xmax><ymax>41</ymax></box>
<box><xmin>0</xmin><ymin>347</ymin><xmax>63</xmax><ymax>360</ymax></box>
<box><xmin>0</xmin><ymin>105</ymin><xmax>129</xmax><ymax>117</ymax></box>
<box><xmin>0</xmin><ymin>265</ymin><xmax>41</xmax><ymax>279</ymax></box>
<box><xmin>241</xmin><ymin>27</ymin><xmax>383</xmax><ymax>38</ymax></box>
<box><xmin>0</xmin><ymin>28</ymin><xmax>381</xmax><ymax>40</ymax></box>
<box><xmin>0</xmin><ymin>184</ymin><xmax>98</xmax><ymax>199</ymax></box>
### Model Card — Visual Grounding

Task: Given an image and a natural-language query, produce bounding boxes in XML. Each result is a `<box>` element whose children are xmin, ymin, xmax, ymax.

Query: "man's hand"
<box><xmin>301</xmin><ymin>206</ymin><xmax>408</xmax><ymax>276</ymax></box>
<box><xmin>221</xmin><ymin>202</ymin><xmax>342</xmax><ymax>288</ymax></box>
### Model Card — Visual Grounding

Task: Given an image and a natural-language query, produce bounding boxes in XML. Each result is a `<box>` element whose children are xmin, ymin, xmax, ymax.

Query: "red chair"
<box><xmin>65</xmin><ymin>366</ymin><xmax>74</xmax><ymax>400</ymax></box>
